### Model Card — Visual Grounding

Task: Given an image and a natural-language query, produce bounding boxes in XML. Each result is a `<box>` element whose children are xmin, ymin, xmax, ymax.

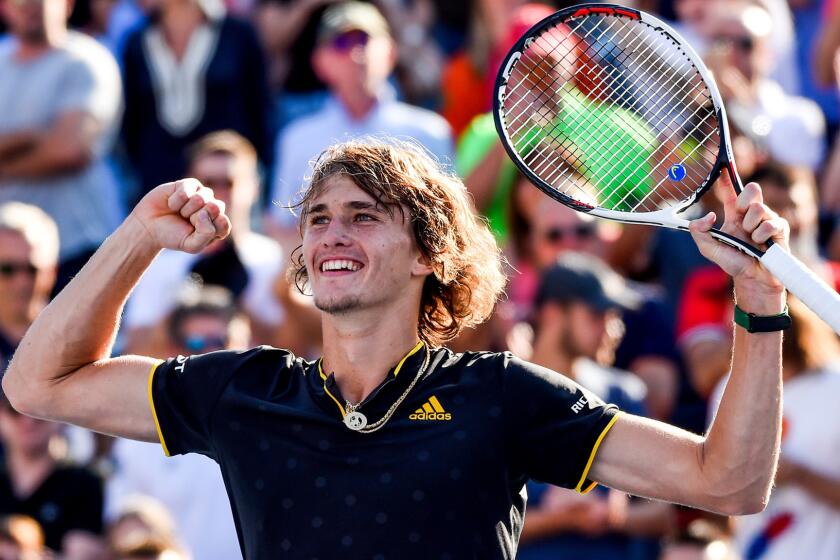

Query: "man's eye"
<box><xmin>310</xmin><ymin>215</ymin><xmax>328</xmax><ymax>225</ymax></box>
<box><xmin>355</xmin><ymin>213</ymin><xmax>376</xmax><ymax>222</ymax></box>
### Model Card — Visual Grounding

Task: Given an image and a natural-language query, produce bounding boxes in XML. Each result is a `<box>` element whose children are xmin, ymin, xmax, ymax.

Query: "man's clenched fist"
<box><xmin>131</xmin><ymin>178</ymin><xmax>232</xmax><ymax>253</ymax></box>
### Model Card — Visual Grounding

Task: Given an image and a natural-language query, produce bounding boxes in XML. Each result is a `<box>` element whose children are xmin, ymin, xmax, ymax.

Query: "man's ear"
<box><xmin>411</xmin><ymin>253</ymin><xmax>434</xmax><ymax>278</ymax></box>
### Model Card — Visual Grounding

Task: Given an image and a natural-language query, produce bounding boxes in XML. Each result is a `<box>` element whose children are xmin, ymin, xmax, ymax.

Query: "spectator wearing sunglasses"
<box><xmin>703</xmin><ymin>1</ymin><xmax>825</xmax><ymax>170</ymax></box>
<box><xmin>108</xmin><ymin>285</ymin><xmax>246</xmax><ymax>560</ymax></box>
<box><xmin>268</xmin><ymin>2</ymin><xmax>453</xmax><ymax>242</ymax></box>
<box><xmin>0</xmin><ymin>203</ymin><xmax>58</xmax><ymax>377</ymax></box>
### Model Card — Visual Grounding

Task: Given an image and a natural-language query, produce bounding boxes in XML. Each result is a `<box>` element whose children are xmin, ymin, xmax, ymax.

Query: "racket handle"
<box><xmin>760</xmin><ymin>244</ymin><xmax>840</xmax><ymax>334</ymax></box>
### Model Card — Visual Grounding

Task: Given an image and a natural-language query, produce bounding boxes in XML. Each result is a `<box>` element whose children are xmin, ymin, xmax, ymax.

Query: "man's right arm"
<box><xmin>2</xmin><ymin>179</ymin><xmax>230</xmax><ymax>441</ymax></box>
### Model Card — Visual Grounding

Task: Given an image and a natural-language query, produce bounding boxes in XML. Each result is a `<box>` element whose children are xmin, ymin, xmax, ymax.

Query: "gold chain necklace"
<box><xmin>343</xmin><ymin>346</ymin><xmax>430</xmax><ymax>433</ymax></box>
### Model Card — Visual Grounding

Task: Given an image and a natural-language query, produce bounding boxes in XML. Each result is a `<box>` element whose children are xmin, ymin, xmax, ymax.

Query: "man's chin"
<box><xmin>314</xmin><ymin>295</ymin><xmax>363</xmax><ymax>316</ymax></box>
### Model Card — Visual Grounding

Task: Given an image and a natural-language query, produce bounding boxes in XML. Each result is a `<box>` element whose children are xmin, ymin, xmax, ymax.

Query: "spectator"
<box><xmin>0</xmin><ymin>0</ymin><xmax>123</xmax><ymax>295</ymax></box>
<box><xmin>518</xmin><ymin>252</ymin><xmax>673</xmax><ymax>559</ymax></box>
<box><xmin>0</xmin><ymin>203</ymin><xmax>58</xmax><ymax>375</ymax></box>
<box><xmin>120</xmin><ymin>0</ymin><xmax>273</xmax><ymax>203</ymax></box>
<box><xmin>709</xmin><ymin>299</ymin><xmax>840</xmax><ymax>560</ymax></box>
<box><xmin>108</xmin><ymin>496</ymin><xmax>187</xmax><ymax>560</ymax></box>
<box><xmin>123</xmin><ymin>131</ymin><xmax>288</xmax><ymax>354</ymax></box>
<box><xmin>109</xmin><ymin>286</ymin><xmax>243</xmax><ymax>560</ymax></box>
<box><xmin>703</xmin><ymin>0</ymin><xmax>825</xmax><ymax>170</ymax></box>
<box><xmin>0</xmin><ymin>397</ymin><xmax>103</xmax><ymax>554</ymax></box>
<box><xmin>268</xmin><ymin>1</ymin><xmax>453</xmax><ymax>232</ymax></box>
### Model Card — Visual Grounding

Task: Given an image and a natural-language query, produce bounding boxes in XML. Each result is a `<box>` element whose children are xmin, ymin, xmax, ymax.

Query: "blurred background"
<box><xmin>1</xmin><ymin>0</ymin><xmax>840</xmax><ymax>558</ymax></box>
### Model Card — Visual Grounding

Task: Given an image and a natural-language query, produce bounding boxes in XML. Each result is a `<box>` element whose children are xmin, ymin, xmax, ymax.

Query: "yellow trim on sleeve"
<box><xmin>147</xmin><ymin>361</ymin><xmax>171</xmax><ymax>457</ymax></box>
<box><xmin>574</xmin><ymin>411</ymin><xmax>622</xmax><ymax>494</ymax></box>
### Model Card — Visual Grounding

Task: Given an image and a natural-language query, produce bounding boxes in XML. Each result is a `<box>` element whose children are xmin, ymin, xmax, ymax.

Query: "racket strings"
<box><xmin>521</xmin><ymin>23</ymin><xmax>715</xmax><ymax>210</ymax></box>
<box><xmin>505</xmin><ymin>20</ymin><xmax>666</xmax><ymax>205</ymax></box>
<box><xmin>500</xmin><ymin>13</ymin><xmax>720</xmax><ymax>212</ymax></box>
<box><xmin>505</xmin><ymin>24</ymin><xmax>692</xmax><ymax>208</ymax></box>
<box><xmin>535</xmin><ymin>21</ymin><xmax>714</xmax><ymax>195</ymax></box>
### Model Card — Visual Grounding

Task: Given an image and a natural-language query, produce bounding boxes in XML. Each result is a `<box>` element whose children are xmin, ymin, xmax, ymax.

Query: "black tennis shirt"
<box><xmin>149</xmin><ymin>342</ymin><xmax>621</xmax><ymax>559</ymax></box>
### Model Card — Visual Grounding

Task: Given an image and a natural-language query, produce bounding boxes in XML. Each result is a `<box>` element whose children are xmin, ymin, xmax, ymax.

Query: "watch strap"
<box><xmin>733</xmin><ymin>304</ymin><xmax>791</xmax><ymax>333</ymax></box>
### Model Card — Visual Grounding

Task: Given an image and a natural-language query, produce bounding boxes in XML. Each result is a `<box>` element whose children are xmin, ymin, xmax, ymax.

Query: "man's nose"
<box><xmin>321</xmin><ymin>218</ymin><xmax>352</xmax><ymax>246</ymax></box>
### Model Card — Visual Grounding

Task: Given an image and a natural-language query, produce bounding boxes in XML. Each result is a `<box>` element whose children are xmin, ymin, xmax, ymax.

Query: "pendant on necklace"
<box><xmin>344</xmin><ymin>410</ymin><xmax>368</xmax><ymax>431</ymax></box>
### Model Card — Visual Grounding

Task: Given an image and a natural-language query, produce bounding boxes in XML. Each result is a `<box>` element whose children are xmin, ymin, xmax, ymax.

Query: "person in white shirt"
<box><xmin>109</xmin><ymin>286</ymin><xmax>246</xmax><ymax>560</ymax></box>
<box><xmin>703</xmin><ymin>1</ymin><xmax>825</xmax><ymax>170</ymax></box>
<box><xmin>710</xmin><ymin>299</ymin><xmax>840</xmax><ymax>560</ymax></box>
<box><xmin>268</xmin><ymin>2</ymin><xmax>453</xmax><ymax>232</ymax></box>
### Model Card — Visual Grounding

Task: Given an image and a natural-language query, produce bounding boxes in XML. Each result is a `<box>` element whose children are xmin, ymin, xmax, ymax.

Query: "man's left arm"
<box><xmin>0</xmin><ymin>112</ymin><xmax>100</xmax><ymax>179</ymax></box>
<box><xmin>588</xmin><ymin>179</ymin><xmax>787</xmax><ymax>515</ymax></box>
<box><xmin>0</xmin><ymin>131</ymin><xmax>40</xmax><ymax>163</ymax></box>
<box><xmin>0</xmin><ymin>49</ymin><xmax>121</xmax><ymax>181</ymax></box>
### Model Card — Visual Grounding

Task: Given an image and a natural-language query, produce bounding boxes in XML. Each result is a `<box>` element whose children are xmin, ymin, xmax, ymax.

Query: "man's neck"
<box><xmin>321</xmin><ymin>301</ymin><xmax>421</xmax><ymax>405</ymax></box>
<box><xmin>14</xmin><ymin>38</ymin><xmax>56</xmax><ymax>62</ymax></box>
<box><xmin>6</xmin><ymin>450</ymin><xmax>54</xmax><ymax>499</ymax></box>
<box><xmin>530</xmin><ymin>332</ymin><xmax>577</xmax><ymax>378</ymax></box>
<box><xmin>337</xmin><ymin>91</ymin><xmax>378</xmax><ymax>122</ymax></box>
<box><xmin>160</xmin><ymin>3</ymin><xmax>206</xmax><ymax>58</ymax></box>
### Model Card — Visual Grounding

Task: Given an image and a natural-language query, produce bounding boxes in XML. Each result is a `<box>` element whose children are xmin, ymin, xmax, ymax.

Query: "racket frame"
<box><xmin>492</xmin><ymin>3</ymin><xmax>761</xmax><ymax>257</ymax></box>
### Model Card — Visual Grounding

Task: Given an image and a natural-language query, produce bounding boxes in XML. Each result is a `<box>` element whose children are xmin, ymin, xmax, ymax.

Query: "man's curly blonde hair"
<box><xmin>289</xmin><ymin>139</ymin><xmax>507</xmax><ymax>346</ymax></box>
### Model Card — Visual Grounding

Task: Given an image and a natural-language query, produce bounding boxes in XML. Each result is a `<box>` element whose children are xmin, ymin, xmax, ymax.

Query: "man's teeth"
<box><xmin>321</xmin><ymin>260</ymin><xmax>361</xmax><ymax>272</ymax></box>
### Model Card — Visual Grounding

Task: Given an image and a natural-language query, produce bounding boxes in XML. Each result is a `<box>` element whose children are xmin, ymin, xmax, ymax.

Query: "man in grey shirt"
<box><xmin>0</xmin><ymin>0</ymin><xmax>123</xmax><ymax>294</ymax></box>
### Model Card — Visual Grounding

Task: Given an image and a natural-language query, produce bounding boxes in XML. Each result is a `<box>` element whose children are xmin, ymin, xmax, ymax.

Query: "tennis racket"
<box><xmin>493</xmin><ymin>3</ymin><xmax>840</xmax><ymax>333</ymax></box>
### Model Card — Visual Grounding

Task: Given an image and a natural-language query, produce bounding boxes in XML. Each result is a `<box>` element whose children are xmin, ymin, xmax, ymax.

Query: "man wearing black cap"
<box><xmin>520</xmin><ymin>252</ymin><xmax>673</xmax><ymax>558</ymax></box>
<box><xmin>530</xmin><ymin>252</ymin><xmax>641</xmax><ymax>380</ymax></box>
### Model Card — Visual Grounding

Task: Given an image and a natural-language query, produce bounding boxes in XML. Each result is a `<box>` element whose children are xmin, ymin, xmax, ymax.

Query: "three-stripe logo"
<box><xmin>409</xmin><ymin>395</ymin><xmax>452</xmax><ymax>421</ymax></box>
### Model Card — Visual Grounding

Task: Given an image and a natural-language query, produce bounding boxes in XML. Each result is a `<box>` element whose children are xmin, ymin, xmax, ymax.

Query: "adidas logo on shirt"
<box><xmin>409</xmin><ymin>395</ymin><xmax>452</xmax><ymax>421</ymax></box>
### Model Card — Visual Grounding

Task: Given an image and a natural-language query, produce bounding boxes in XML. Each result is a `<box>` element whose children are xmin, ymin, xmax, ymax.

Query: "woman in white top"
<box><xmin>730</xmin><ymin>298</ymin><xmax>840</xmax><ymax>560</ymax></box>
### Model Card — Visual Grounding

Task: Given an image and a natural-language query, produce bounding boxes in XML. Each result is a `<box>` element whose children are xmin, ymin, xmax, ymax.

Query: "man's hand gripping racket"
<box><xmin>493</xmin><ymin>3</ymin><xmax>840</xmax><ymax>331</ymax></box>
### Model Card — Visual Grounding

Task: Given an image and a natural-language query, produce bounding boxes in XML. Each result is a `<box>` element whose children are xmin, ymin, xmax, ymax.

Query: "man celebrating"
<box><xmin>5</xmin><ymin>140</ymin><xmax>789</xmax><ymax>559</ymax></box>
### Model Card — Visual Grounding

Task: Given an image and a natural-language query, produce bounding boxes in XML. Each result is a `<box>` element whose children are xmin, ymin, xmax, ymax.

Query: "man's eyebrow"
<box><xmin>346</xmin><ymin>200</ymin><xmax>386</xmax><ymax>212</ymax></box>
<box><xmin>308</xmin><ymin>200</ymin><xmax>387</xmax><ymax>213</ymax></box>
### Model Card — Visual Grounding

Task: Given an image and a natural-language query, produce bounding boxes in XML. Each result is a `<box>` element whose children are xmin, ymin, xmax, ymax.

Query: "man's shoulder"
<box><xmin>62</xmin><ymin>31</ymin><xmax>119</xmax><ymax>71</ymax></box>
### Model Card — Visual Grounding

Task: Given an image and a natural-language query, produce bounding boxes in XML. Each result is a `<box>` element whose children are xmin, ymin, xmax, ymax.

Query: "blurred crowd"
<box><xmin>1</xmin><ymin>0</ymin><xmax>840</xmax><ymax>558</ymax></box>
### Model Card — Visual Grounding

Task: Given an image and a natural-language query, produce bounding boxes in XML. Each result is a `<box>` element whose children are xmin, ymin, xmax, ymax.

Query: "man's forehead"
<box><xmin>309</xmin><ymin>176</ymin><xmax>377</xmax><ymax>205</ymax></box>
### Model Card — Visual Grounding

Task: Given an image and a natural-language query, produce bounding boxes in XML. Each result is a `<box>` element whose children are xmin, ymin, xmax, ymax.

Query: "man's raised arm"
<box><xmin>2</xmin><ymin>179</ymin><xmax>230</xmax><ymax>441</ymax></box>
<box><xmin>586</xmin><ymin>179</ymin><xmax>788</xmax><ymax>515</ymax></box>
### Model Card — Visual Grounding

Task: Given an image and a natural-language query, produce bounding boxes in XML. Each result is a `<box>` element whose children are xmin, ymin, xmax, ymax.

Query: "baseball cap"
<box><xmin>536</xmin><ymin>252</ymin><xmax>640</xmax><ymax>312</ymax></box>
<box><xmin>317</xmin><ymin>2</ymin><xmax>390</xmax><ymax>45</ymax></box>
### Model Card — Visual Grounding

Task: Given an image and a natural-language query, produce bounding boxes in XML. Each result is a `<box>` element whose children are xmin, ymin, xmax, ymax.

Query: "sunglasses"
<box><xmin>0</xmin><ymin>262</ymin><xmax>38</xmax><ymax>279</ymax></box>
<box><xmin>713</xmin><ymin>35</ymin><xmax>754</xmax><ymax>52</ymax></box>
<box><xmin>541</xmin><ymin>224</ymin><xmax>596</xmax><ymax>243</ymax></box>
<box><xmin>197</xmin><ymin>176</ymin><xmax>234</xmax><ymax>191</ymax></box>
<box><xmin>331</xmin><ymin>30</ymin><xmax>371</xmax><ymax>52</ymax></box>
<box><xmin>180</xmin><ymin>335</ymin><xmax>228</xmax><ymax>353</ymax></box>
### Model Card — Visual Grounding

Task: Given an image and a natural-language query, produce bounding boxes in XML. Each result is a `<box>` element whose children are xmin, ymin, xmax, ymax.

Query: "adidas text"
<box><xmin>409</xmin><ymin>412</ymin><xmax>452</xmax><ymax>421</ymax></box>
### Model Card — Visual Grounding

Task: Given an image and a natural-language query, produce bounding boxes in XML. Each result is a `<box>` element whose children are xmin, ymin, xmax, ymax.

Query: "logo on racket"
<box><xmin>668</xmin><ymin>164</ymin><xmax>687</xmax><ymax>181</ymax></box>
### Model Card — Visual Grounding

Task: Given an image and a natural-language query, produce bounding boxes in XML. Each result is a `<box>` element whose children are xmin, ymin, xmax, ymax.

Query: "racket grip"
<box><xmin>760</xmin><ymin>244</ymin><xmax>840</xmax><ymax>334</ymax></box>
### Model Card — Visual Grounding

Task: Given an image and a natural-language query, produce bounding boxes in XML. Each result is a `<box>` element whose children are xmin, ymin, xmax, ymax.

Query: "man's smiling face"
<box><xmin>302</xmin><ymin>175</ymin><xmax>430</xmax><ymax>315</ymax></box>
